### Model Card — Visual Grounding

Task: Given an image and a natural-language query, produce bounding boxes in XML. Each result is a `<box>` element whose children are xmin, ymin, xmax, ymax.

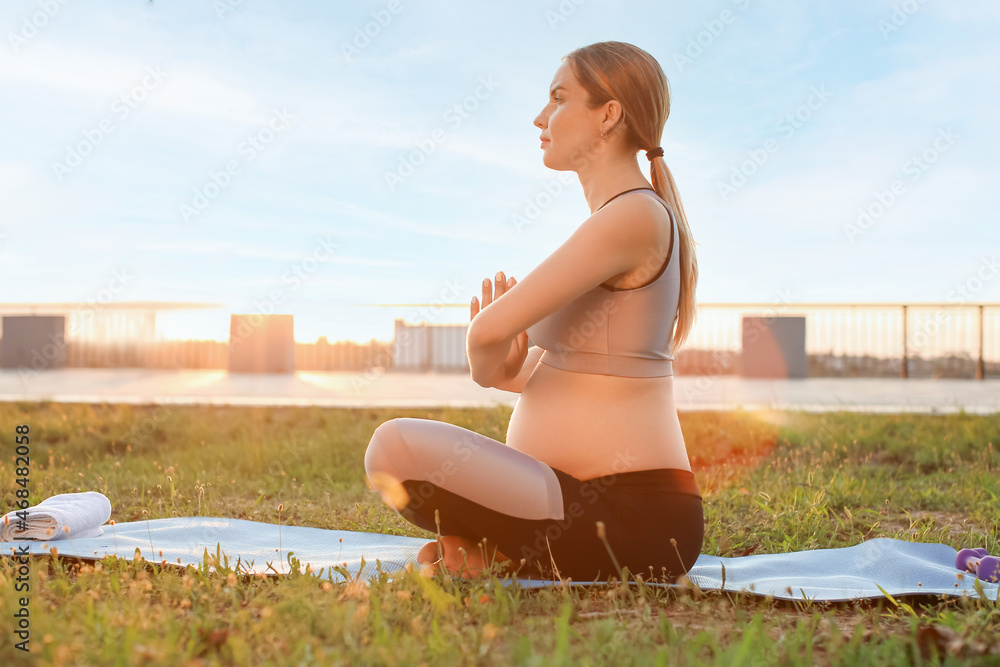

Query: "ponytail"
<box><xmin>650</xmin><ymin>156</ymin><xmax>698</xmax><ymax>354</ymax></box>
<box><xmin>564</xmin><ymin>40</ymin><xmax>699</xmax><ymax>356</ymax></box>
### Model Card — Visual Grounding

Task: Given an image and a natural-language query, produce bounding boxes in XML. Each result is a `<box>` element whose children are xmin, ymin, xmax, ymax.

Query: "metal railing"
<box><xmin>1</xmin><ymin>302</ymin><xmax>996</xmax><ymax>377</ymax></box>
<box><xmin>676</xmin><ymin>302</ymin><xmax>997</xmax><ymax>379</ymax></box>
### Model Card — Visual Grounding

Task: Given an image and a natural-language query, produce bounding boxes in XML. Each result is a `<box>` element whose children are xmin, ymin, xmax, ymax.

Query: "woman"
<box><xmin>364</xmin><ymin>41</ymin><xmax>702</xmax><ymax>583</ymax></box>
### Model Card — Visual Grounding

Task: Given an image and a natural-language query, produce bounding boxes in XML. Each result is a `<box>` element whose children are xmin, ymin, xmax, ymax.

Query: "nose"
<box><xmin>534</xmin><ymin>107</ymin><xmax>548</xmax><ymax>130</ymax></box>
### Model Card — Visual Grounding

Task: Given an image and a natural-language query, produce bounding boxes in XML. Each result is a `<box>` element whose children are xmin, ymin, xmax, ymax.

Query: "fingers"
<box><xmin>482</xmin><ymin>276</ymin><xmax>494</xmax><ymax>309</ymax></box>
<box><xmin>473</xmin><ymin>272</ymin><xmax>514</xmax><ymax>319</ymax></box>
<box><xmin>495</xmin><ymin>273</ymin><xmax>516</xmax><ymax>299</ymax></box>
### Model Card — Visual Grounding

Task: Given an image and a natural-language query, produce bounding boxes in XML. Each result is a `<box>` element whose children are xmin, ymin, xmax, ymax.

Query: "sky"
<box><xmin>1</xmin><ymin>0</ymin><xmax>998</xmax><ymax>344</ymax></box>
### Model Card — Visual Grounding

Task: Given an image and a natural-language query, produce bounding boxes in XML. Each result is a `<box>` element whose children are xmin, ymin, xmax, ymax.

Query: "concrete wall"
<box><xmin>741</xmin><ymin>316</ymin><xmax>807</xmax><ymax>378</ymax></box>
<box><xmin>228</xmin><ymin>314</ymin><xmax>295</xmax><ymax>373</ymax></box>
<box><xmin>392</xmin><ymin>319</ymin><xmax>470</xmax><ymax>372</ymax></box>
<box><xmin>1</xmin><ymin>316</ymin><xmax>67</xmax><ymax>371</ymax></box>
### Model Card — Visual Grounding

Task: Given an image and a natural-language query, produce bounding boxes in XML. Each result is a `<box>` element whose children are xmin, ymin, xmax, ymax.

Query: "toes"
<box><xmin>417</xmin><ymin>539</ymin><xmax>442</xmax><ymax>564</ymax></box>
<box><xmin>418</xmin><ymin>535</ymin><xmax>497</xmax><ymax>578</ymax></box>
<box><xmin>492</xmin><ymin>549</ymin><xmax>513</xmax><ymax>563</ymax></box>
<box><xmin>442</xmin><ymin>546</ymin><xmax>468</xmax><ymax>572</ymax></box>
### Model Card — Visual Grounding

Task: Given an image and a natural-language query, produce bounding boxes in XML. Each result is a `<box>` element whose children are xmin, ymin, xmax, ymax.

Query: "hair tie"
<box><xmin>646</xmin><ymin>146</ymin><xmax>664</xmax><ymax>161</ymax></box>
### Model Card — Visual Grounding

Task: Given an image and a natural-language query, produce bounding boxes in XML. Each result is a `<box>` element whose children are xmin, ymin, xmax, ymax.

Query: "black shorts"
<box><xmin>398</xmin><ymin>466</ymin><xmax>704</xmax><ymax>583</ymax></box>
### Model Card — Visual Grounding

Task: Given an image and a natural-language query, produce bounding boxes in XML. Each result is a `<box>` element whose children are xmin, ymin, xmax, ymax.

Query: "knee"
<box><xmin>365</xmin><ymin>417</ymin><xmax>463</xmax><ymax>485</ymax></box>
<box><xmin>365</xmin><ymin>419</ymin><xmax>418</xmax><ymax>510</ymax></box>
<box><xmin>364</xmin><ymin>418</ymin><xmax>404</xmax><ymax>478</ymax></box>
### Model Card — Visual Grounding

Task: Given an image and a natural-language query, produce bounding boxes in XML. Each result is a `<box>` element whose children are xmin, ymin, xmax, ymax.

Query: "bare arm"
<box><xmin>469</xmin><ymin>194</ymin><xmax>661</xmax><ymax>350</ymax></box>
<box><xmin>491</xmin><ymin>345</ymin><xmax>544</xmax><ymax>394</ymax></box>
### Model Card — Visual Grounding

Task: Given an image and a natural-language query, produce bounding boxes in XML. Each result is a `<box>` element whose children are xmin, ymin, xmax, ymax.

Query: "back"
<box><xmin>525</xmin><ymin>188</ymin><xmax>679</xmax><ymax>378</ymax></box>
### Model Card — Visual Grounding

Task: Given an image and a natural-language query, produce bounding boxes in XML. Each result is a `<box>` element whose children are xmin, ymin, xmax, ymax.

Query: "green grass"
<box><xmin>1</xmin><ymin>402</ymin><xmax>999</xmax><ymax>665</ymax></box>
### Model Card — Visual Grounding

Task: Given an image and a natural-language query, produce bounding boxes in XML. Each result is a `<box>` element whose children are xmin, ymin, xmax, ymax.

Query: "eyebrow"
<box><xmin>549</xmin><ymin>86</ymin><xmax>566</xmax><ymax>97</ymax></box>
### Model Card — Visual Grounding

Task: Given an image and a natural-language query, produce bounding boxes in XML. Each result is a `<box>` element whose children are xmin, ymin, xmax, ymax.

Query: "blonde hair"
<box><xmin>563</xmin><ymin>41</ymin><xmax>698</xmax><ymax>354</ymax></box>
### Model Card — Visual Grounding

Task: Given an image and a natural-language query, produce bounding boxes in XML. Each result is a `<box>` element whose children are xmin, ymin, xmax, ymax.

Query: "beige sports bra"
<box><xmin>525</xmin><ymin>187</ymin><xmax>679</xmax><ymax>378</ymax></box>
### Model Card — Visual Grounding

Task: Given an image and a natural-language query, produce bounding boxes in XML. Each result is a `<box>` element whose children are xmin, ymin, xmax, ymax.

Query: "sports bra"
<box><xmin>525</xmin><ymin>187</ymin><xmax>680</xmax><ymax>378</ymax></box>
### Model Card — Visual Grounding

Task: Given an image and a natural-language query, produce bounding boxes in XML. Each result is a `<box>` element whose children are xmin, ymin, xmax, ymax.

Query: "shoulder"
<box><xmin>467</xmin><ymin>192</ymin><xmax>662</xmax><ymax>349</ymax></box>
<box><xmin>581</xmin><ymin>190</ymin><xmax>670</xmax><ymax>251</ymax></box>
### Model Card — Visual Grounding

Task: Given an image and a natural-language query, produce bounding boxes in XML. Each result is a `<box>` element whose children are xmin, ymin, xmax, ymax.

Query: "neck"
<box><xmin>576</xmin><ymin>144</ymin><xmax>652</xmax><ymax>214</ymax></box>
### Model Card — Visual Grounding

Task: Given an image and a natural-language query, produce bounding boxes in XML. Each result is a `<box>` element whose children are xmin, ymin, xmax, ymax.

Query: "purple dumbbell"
<box><xmin>978</xmin><ymin>556</ymin><xmax>1000</xmax><ymax>584</ymax></box>
<box><xmin>955</xmin><ymin>548</ymin><xmax>990</xmax><ymax>573</ymax></box>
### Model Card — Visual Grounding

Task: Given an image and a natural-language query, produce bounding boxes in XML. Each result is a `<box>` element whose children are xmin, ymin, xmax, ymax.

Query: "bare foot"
<box><xmin>416</xmin><ymin>538</ymin><xmax>444</xmax><ymax>567</ymax></box>
<box><xmin>415</xmin><ymin>535</ymin><xmax>516</xmax><ymax>578</ymax></box>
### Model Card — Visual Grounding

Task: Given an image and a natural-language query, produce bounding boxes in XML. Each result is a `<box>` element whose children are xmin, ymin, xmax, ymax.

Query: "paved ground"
<box><xmin>0</xmin><ymin>368</ymin><xmax>997</xmax><ymax>414</ymax></box>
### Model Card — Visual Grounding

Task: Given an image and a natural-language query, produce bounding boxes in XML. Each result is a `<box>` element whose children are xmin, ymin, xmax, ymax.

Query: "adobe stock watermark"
<box><xmin>340</xmin><ymin>0</ymin><xmax>403</xmax><ymax>64</ymax></box>
<box><xmin>717</xmin><ymin>84</ymin><xmax>833</xmax><ymax>202</ymax></box>
<box><xmin>349</xmin><ymin>277</ymin><xmax>469</xmax><ymax>393</ymax></box>
<box><xmin>949</xmin><ymin>255</ymin><xmax>999</xmax><ymax>304</ymax></box>
<box><xmin>907</xmin><ymin>255</ymin><xmax>999</xmax><ymax>357</ymax></box>
<box><xmin>682</xmin><ymin>288</ymin><xmax>796</xmax><ymax>401</ymax></box>
<box><xmin>673</xmin><ymin>0</ymin><xmax>754</xmax><ymax>73</ymax></box>
<box><xmin>878</xmin><ymin>0</ymin><xmax>930</xmax><ymax>40</ymax></box>
<box><xmin>7</xmin><ymin>0</ymin><xmax>71</xmax><ymax>53</ymax></box>
<box><xmin>121</xmin><ymin>401</ymin><xmax>179</xmax><ymax>450</ymax></box>
<box><xmin>119</xmin><ymin>355</ymin><xmax>192</xmax><ymax>451</ymax></box>
<box><xmin>368</xmin><ymin>421</ymin><xmax>516</xmax><ymax>515</ymax></box>
<box><xmin>366</xmin><ymin>426</ymin><xmax>643</xmax><ymax>579</ymax></box>
<box><xmin>510</xmin><ymin>172</ymin><xmax>576</xmax><ymax>234</ymax></box>
<box><xmin>178</xmin><ymin>107</ymin><xmax>297</xmax><ymax>223</ymax></box>
<box><xmin>545</xmin><ymin>0</ymin><xmax>590</xmax><ymax>30</ymax></box>
<box><xmin>843</xmin><ymin>126</ymin><xmax>958</xmax><ymax>243</ymax></box>
<box><xmin>230</xmin><ymin>235</ymin><xmax>341</xmax><ymax>346</ymax></box>
<box><xmin>51</xmin><ymin>65</ymin><xmax>167</xmax><ymax>182</ymax></box>
<box><xmin>383</xmin><ymin>76</ymin><xmax>499</xmax><ymax>192</ymax></box>
<box><xmin>213</xmin><ymin>0</ymin><xmax>245</xmax><ymax>20</ymax></box>
<box><xmin>511</xmin><ymin>127</ymin><xmax>606</xmax><ymax>231</ymax></box>
<box><xmin>17</xmin><ymin>268</ymin><xmax>134</xmax><ymax>389</ymax></box>
<box><xmin>518</xmin><ymin>448</ymin><xmax>640</xmax><ymax>573</ymax></box>
<box><xmin>540</xmin><ymin>242</ymin><xmax>676</xmax><ymax>369</ymax></box>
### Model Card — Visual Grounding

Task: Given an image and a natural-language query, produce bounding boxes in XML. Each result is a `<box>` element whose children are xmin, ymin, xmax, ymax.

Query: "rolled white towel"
<box><xmin>0</xmin><ymin>491</ymin><xmax>112</xmax><ymax>541</ymax></box>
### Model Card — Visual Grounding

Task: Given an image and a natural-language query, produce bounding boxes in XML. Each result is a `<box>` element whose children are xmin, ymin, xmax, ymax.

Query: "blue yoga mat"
<box><xmin>2</xmin><ymin>517</ymin><xmax>996</xmax><ymax>602</ymax></box>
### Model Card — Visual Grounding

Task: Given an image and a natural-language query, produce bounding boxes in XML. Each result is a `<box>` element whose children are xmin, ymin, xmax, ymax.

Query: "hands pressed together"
<box><xmin>470</xmin><ymin>270</ymin><xmax>530</xmax><ymax>387</ymax></box>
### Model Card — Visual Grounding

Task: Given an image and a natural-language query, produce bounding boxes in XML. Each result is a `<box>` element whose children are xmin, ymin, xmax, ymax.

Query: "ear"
<box><xmin>600</xmin><ymin>99</ymin><xmax>624</xmax><ymax>132</ymax></box>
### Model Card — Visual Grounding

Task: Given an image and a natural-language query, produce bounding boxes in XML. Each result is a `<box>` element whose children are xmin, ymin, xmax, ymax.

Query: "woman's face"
<box><xmin>534</xmin><ymin>62</ymin><xmax>601</xmax><ymax>170</ymax></box>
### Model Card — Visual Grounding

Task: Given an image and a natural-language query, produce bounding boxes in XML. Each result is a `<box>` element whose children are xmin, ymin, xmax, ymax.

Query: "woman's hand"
<box><xmin>471</xmin><ymin>271</ymin><xmax>530</xmax><ymax>387</ymax></box>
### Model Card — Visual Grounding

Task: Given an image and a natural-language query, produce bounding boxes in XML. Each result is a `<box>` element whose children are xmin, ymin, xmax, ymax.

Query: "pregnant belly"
<box><xmin>505</xmin><ymin>362</ymin><xmax>691</xmax><ymax>481</ymax></box>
